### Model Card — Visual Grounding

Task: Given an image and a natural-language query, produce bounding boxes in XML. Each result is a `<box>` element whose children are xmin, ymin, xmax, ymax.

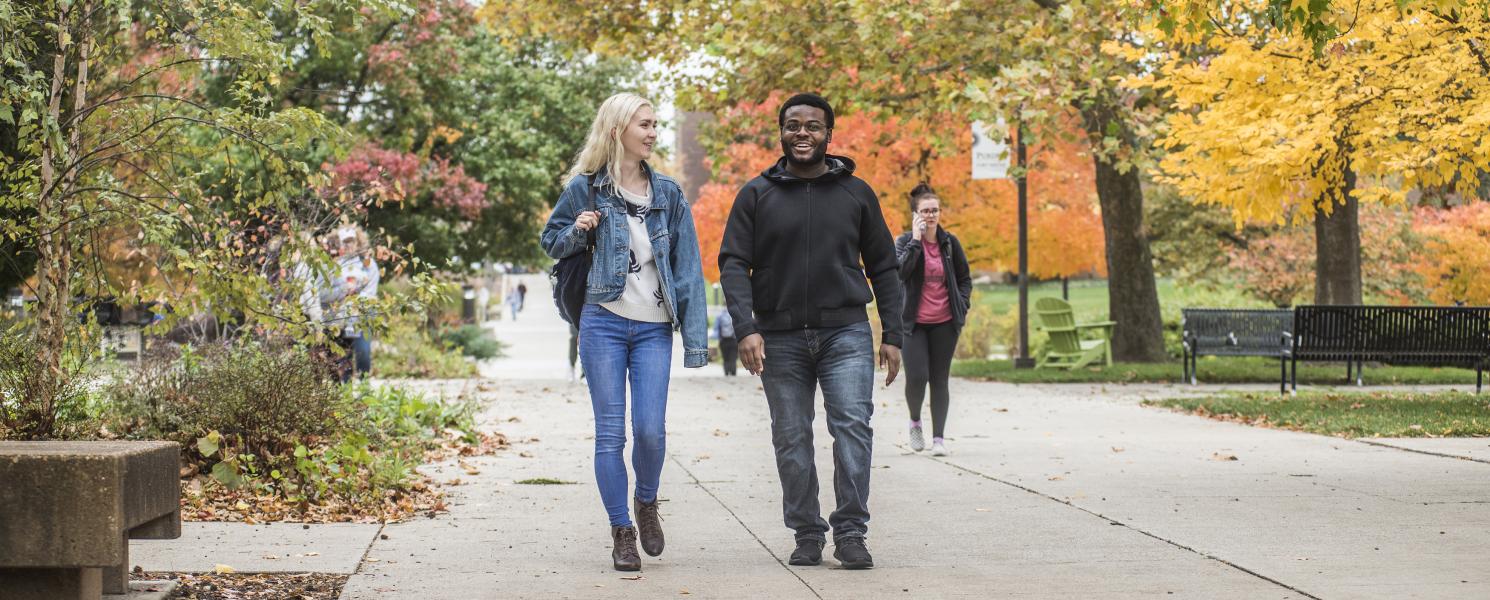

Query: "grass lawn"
<box><xmin>952</xmin><ymin>356</ymin><xmax>1482</xmax><ymax>385</ymax></box>
<box><xmin>972</xmin><ymin>278</ymin><xmax>1124</xmax><ymax>320</ymax></box>
<box><xmin>971</xmin><ymin>278</ymin><xmax>1265</xmax><ymax>321</ymax></box>
<box><xmin>1146</xmin><ymin>391</ymin><xmax>1490</xmax><ymax>438</ymax></box>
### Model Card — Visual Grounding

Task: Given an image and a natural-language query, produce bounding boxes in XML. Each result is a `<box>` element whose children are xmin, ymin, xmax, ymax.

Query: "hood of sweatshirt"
<box><xmin>761</xmin><ymin>154</ymin><xmax>857</xmax><ymax>184</ymax></box>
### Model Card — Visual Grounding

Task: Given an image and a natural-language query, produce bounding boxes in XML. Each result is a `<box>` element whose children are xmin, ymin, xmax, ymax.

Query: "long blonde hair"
<box><xmin>563</xmin><ymin>92</ymin><xmax>654</xmax><ymax>191</ymax></box>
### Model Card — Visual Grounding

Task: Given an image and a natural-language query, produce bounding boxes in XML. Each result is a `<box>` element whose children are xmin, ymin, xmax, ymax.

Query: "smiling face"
<box><xmin>779</xmin><ymin>105</ymin><xmax>831</xmax><ymax>167</ymax></box>
<box><xmin>619</xmin><ymin>104</ymin><xmax>658</xmax><ymax>163</ymax></box>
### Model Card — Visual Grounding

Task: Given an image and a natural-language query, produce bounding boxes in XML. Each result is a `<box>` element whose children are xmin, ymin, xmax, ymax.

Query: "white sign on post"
<box><xmin>971</xmin><ymin>119</ymin><xmax>1011</xmax><ymax>180</ymax></box>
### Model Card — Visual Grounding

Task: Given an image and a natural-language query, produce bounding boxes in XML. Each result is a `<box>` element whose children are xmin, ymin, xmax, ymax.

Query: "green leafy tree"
<box><xmin>234</xmin><ymin>2</ymin><xmax>639</xmax><ymax>269</ymax></box>
<box><xmin>0</xmin><ymin>0</ymin><xmax>416</xmax><ymax>438</ymax></box>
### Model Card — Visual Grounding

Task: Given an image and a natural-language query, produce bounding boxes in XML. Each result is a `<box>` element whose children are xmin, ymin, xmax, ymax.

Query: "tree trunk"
<box><xmin>1313</xmin><ymin>166</ymin><xmax>1362</xmax><ymax>305</ymax></box>
<box><xmin>1080</xmin><ymin>105</ymin><xmax>1167</xmax><ymax>362</ymax></box>
<box><xmin>24</xmin><ymin>2</ymin><xmax>88</xmax><ymax>439</ymax></box>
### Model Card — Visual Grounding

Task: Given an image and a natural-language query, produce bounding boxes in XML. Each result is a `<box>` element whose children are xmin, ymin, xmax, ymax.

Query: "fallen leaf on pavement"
<box><xmin>214</xmin><ymin>564</ymin><xmax>236</xmax><ymax>574</ymax></box>
<box><xmin>1211</xmin><ymin>453</ymin><xmax>1239</xmax><ymax>461</ymax></box>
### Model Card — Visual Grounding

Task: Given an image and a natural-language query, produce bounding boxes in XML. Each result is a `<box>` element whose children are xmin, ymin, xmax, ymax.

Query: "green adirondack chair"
<box><xmin>1033</xmin><ymin>297</ymin><xmax>1114</xmax><ymax>369</ymax></box>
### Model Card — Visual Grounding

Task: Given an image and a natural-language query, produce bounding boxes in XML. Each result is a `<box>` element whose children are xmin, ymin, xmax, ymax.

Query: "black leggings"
<box><xmin>904</xmin><ymin>320</ymin><xmax>958</xmax><ymax>439</ymax></box>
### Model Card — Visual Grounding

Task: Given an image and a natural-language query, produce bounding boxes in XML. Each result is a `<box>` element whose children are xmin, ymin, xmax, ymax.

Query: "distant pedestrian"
<box><xmin>895</xmin><ymin>183</ymin><xmax>972</xmax><ymax>456</ymax></box>
<box><xmin>714</xmin><ymin>307</ymin><xmax>738</xmax><ymax>376</ymax></box>
<box><xmin>323</xmin><ymin>226</ymin><xmax>379</xmax><ymax>382</ymax></box>
<box><xmin>476</xmin><ymin>285</ymin><xmax>491</xmax><ymax>323</ymax></box>
<box><xmin>507</xmin><ymin>286</ymin><xmax>521</xmax><ymax>321</ymax></box>
<box><xmin>517</xmin><ymin>282</ymin><xmax>528</xmax><ymax>312</ymax></box>
<box><xmin>540</xmin><ymin>92</ymin><xmax>708</xmax><ymax>572</ymax></box>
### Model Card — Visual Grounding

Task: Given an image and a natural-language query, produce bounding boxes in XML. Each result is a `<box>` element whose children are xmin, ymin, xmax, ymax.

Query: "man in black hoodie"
<box><xmin>718</xmin><ymin>93</ymin><xmax>904</xmax><ymax>570</ymax></box>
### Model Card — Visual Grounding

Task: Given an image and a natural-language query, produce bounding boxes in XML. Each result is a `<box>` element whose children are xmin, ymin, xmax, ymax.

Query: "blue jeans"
<box><xmin>352</xmin><ymin>335</ymin><xmax>372</xmax><ymax>377</ymax></box>
<box><xmin>760</xmin><ymin>321</ymin><xmax>876</xmax><ymax>543</ymax></box>
<box><xmin>579</xmin><ymin>304</ymin><xmax>673</xmax><ymax>527</ymax></box>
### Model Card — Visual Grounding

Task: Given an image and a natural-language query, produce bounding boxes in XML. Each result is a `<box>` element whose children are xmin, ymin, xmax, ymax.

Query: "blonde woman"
<box><xmin>540</xmin><ymin>93</ymin><xmax>708</xmax><ymax>571</ymax></box>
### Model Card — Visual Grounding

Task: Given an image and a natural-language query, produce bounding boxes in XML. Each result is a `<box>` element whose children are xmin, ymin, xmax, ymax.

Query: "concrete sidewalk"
<box><xmin>130</xmin><ymin>274</ymin><xmax>1490</xmax><ymax>598</ymax></box>
<box><xmin>347</xmin><ymin>275</ymin><xmax>1490</xmax><ymax>599</ymax></box>
<box><xmin>326</xmin><ymin>373</ymin><xmax>1490</xmax><ymax>600</ymax></box>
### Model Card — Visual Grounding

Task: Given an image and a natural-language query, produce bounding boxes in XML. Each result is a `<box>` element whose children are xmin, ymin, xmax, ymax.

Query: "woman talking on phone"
<box><xmin>894</xmin><ymin>183</ymin><xmax>972</xmax><ymax>456</ymax></box>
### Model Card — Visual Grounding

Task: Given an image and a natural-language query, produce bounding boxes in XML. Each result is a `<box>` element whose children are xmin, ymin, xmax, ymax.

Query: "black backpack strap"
<box><xmin>585</xmin><ymin>176</ymin><xmax>598</xmax><ymax>250</ymax></box>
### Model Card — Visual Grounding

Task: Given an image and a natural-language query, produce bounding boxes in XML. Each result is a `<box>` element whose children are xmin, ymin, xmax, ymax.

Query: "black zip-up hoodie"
<box><xmin>718</xmin><ymin>155</ymin><xmax>906</xmax><ymax>347</ymax></box>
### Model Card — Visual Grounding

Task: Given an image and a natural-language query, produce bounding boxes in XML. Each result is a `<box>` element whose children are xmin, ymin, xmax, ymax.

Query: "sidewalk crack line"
<box><xmin>902</xmin><ymin>443</ymin><xmax>1322</xmax><ymax>600</ymax></box>
<box><xmin>669</xmin><ymin>455</ymin><xmax>823</xmax><ymax>600</ymax></box>
<box><xmin>1356</xmin><ymin>439</ymin><xmax>1490</xmax><ymax>465</ymax></box>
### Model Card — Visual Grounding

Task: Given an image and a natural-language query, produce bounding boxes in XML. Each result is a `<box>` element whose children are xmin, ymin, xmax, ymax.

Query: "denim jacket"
<box><xmin>540</xmin><ymin>164</ymin><xmax>709</xmax><ymax>368</ymax></box>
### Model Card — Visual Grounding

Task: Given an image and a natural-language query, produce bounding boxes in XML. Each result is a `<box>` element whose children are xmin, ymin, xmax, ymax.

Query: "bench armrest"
<box><xmin>1076</xmin><ymin>321</ymin><xmax>1116</xmax><ymax>330</ymax></box>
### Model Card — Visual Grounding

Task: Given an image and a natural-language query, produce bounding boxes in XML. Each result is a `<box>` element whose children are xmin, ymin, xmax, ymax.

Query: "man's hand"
<box><xmin>739</xmin><ymin>333</ymin><xmax>766</xmax><ymax>376</ymax></box>
<box><xmin>879</xmin><ymin>343</ymin><xmax>901</xmax><ymax>386</ymax></box>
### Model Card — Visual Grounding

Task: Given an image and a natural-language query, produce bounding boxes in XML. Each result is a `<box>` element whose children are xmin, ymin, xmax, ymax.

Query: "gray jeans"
<box><xmin>760</xmin><ymin>321</ymin><xmax>875</xmax><ymax>543</ymax></box>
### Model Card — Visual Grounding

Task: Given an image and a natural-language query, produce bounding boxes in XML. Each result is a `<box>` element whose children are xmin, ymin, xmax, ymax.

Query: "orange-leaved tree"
<box><xmin>692</xmin><ymin>97</ymin><xmax>1102</xmax><ymax>283</ymax></box>
<box><xmin>1415</xmin><ymin>202</ymin><xmax>1490</xmax><ymax>305</ymax></box>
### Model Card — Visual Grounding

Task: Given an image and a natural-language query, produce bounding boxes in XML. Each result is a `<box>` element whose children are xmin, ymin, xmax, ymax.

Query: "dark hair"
<box><xmin>778</xmin><ymin>93</ymin><xmax>835</xmax><ymax>130</ymax></box>
<box><xmin>909</xmin><ymin>182</ymin><xmax>938</xmax><ymax>213</ymax></box>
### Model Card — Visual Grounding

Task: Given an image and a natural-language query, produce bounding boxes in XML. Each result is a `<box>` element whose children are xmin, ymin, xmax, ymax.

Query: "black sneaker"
<box><xmin>833</xmin><ymin>537</ymin><xmax>874</xmax><ymax>570</ymax></box>
<box><xmin>788</xmin><ymin>538</ymin><xmax>823</xmax><ymax>566</ymax></box>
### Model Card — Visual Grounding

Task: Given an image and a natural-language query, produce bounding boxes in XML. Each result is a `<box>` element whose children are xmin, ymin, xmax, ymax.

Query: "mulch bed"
<box><xmin>133</xmin><ymin>571</ymin><xmax>347</xmax><ymax>600</ymax></box>
<box><xmin>180</xmin><ymin>431</ymin><xmax>509</xmax><ymax>524</ymax></box>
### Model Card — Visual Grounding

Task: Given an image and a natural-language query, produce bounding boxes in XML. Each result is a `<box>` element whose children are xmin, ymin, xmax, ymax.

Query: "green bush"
<box><xmin>955</xmin><ymin>302</ymin><xmax>1001</xmax><ymax>360</ymax></box>
<box><xmin>956</xmin><ymin>303</ymin><xmax>1047</xmax><ymax>361</ymax></box>
<box><xmin>103</xmin><ymin>340</ymin><xmax>349</xmax><ymax>458</ymax></box>
<box><xmin>0</xmin><ymin>323</ymin><xmax>100</xmax><ymax>440</ymax></box>
<box><xmin>373</xmin><ymin>313</ymin><xmax>477</xmax><ymax>379</ymax></box>
<box><xmin>100</xmin><ymin>339</ymin><xmax>483</xmax><ymax>513</ymax></box>
<box><xmin>274</xmin><ymin>382</ymin><xmax>481</xmax><ymax>509</ymax></box>
<box><xmin>437</xmin><ymin>324</ymin><xmax>503</xmax><ymax>360</ymax></box>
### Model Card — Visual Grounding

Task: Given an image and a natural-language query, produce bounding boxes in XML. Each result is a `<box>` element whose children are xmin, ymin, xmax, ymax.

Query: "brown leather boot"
<box><xmin>634</xmin><ymin>497</ymin><xmax>665</xmax><ymax>557</ymax></box>
<box><xmin>611</xmin><ymin>525</ymin><xmax>641</xmax><ymax>571</ymax></box>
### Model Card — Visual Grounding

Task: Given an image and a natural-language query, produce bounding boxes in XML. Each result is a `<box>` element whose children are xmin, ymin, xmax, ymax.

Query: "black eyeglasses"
<box><xmin>782</xmin><ymin>122</ymin><xmax>827</xmax><ymax>134</ymax></box>
<box><xmin>917</xmin><ymin>208</ymin><xmax>942</xmax><ymax>215</ymax></box>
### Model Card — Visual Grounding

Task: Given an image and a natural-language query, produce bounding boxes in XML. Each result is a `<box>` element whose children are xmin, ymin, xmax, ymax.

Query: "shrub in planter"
<box><xmin>104</xmin><ymin>339</ymin><xmax>350</xmax><ymax>458</ymax></box>
<box><xmin>373</xmin><ymin>313</ymin><xmax>477</xmax><ymax>379</ymax></box>
<box><xmin>0</xmin><ymin>323</ymin><xmax>98</xmax><ymax>440</ymax></box>
<box><xmin>437</xmin><ymin>324</ymin><xmax>503</xmax><ymax>360</ymax></box>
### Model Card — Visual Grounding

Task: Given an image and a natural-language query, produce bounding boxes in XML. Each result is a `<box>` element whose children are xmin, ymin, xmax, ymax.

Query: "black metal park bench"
<box><xmin>1181</xmin><ymin>308</ymin><xmax>1294</xmax><ymax>385</ymax></box>
<box><xmin>1286</xmin><ymin>305</ymin><xmax>1490</xmax><ymax>394</ymax></box>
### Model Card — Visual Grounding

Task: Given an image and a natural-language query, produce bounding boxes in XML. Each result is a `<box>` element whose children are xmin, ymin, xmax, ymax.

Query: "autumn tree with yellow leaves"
<box><xmin>1137</xmin><ymin>0</ymin><xmax>1490</xmax><ymax>304</ymax></box>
